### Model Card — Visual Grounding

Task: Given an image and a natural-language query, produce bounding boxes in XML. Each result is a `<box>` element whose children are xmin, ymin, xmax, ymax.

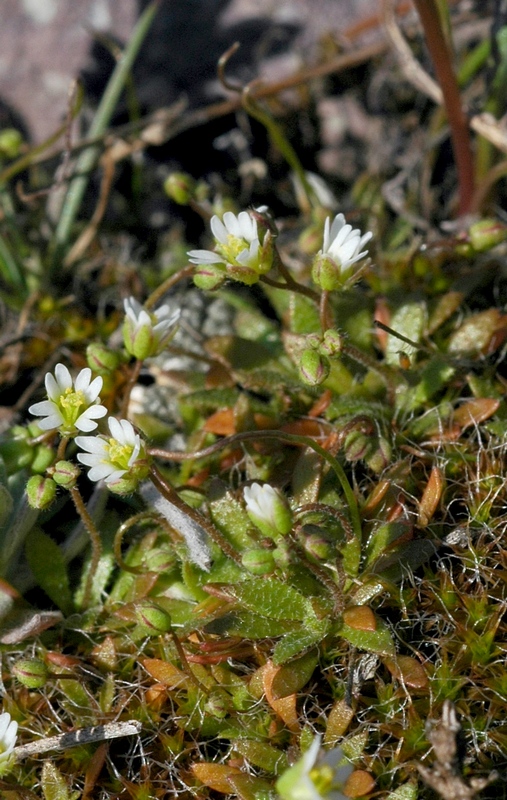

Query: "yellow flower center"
<box><xmin>108</xmin><ymin>439</ymin><xmax>135</xmax><ymax>469</ymax></box>
<box><xmin>59</xmin><ymin>388</ymin><xmax>86</xmax><ymax>425</ymax></box>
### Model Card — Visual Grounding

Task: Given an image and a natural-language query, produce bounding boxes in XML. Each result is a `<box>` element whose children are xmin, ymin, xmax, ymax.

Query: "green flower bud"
<box><xmin>0</xmin><ymin>429</ymin><xmax>33</xmax><ymax>474</ymax></box>
<box><xmin>344</xmin><ymin>431</ymin><xmax>370</xmax><ymax>462</ymax></box>
<box><xmin>26</xmin><ymin>476</ymin><xmax>57</xmax><ymax>509</ymax></box>
<box><xmin>134</xmin><ymin>601</ymin><xmax>172</xmax><ymax>636</ymax></box>
<box><xmin>242</xmin><ymin>547</ymin><xmax>276</xmax><ymax>576</ymax></box>
<box><xmin>299</xmin><ymin>349</ymin><xmax>330</xmax><ymax>386</ymax></box>
<box><xmin>311</xmin><ymin>252</ymin><xmax>344</xmax><ymax>291</ymax></box>
<box><xmin>30</xmin><ymin>445</ymin><xmax>55</xmax><ymax>474</ymax></box>
<box><xmin>226</xmin><ymin>264</ymin><xmax>261</xmax><ymax>285</ymax></box>
<box><xmin>469</xmin><ymin>219</ymin><xmax>507</xmax><ymax>253</ymax></box>
<box><xmin>49</xmin><ymin>460</ymin><xmax>80</xmax><ymax>489</ymax></box>
<box><xmin>320</xmin><ymin>329</ymin><xmax>343</xmax><ymax>357</ymax></box>
<box><xmin>193</xmin><ymin>264</ymin><xmax>226</xmax><ymax>291</ymax></box>
<box><xmin>12</xmin><ymin>658</ymin><xmax>49</xmax><ymax>689</ymax></box>
<box><xmin>365</xmin><ymin>436</ymin><xmax>391</xmax><ymax>473</ymax></box>
<box><xmin>304</xmin><ymin>533</ymin><xmax>331</xmax><ymax>562</ymax></box>
<box><xmin>273</xmin><ymin>540</ymin><xmax>291</xmax><ymax>567</ymax></box>
<box><xmin>243</xmin><ymin>483</ymin><xmax>293</xmax><ymax>538</ymax></box>
<box><xmin>86</xmin><ymin>343</ymin><xmax>121</xmax><ymax>375</ymax></box>
<box><xmin>0</xmin><ymin>128</ymin><xmax>23</xmax><ymax>159</ymax></box>
<box><xmin>204</xmin><ymin>690</ymin><xmax>229</xmax><ymax>719</ymax></box>
<box><xmin>163</xmin><ymin>172</ymin><xmax>197</xmax><ymax>205</ymax></box>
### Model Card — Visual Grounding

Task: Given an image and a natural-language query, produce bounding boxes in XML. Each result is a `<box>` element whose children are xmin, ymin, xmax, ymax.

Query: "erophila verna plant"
<box><xmin>4</xmin><ymin>2</ymin><xmax>507</xmax><ymax>797</ymax></box>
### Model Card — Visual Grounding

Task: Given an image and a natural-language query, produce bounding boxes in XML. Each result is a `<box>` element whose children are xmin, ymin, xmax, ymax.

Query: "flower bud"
<box><xmin>134</xmin><ymin>601</ymin><xmax>172</xmax><ymax>636</ymax></box>
<box><xmin>242</xmin><ymin>547</ymin><xmax>276</xmax><ymax>576</ymax></box>
<box><xmin>26</xmin><ymin>476</ymin><xmax>57</xmax><ymax>509</ymax></box>
<box><xmin>163</xmin><ymin>172</ymin><xmax>197</xmax><ymax>205</ymax></box>
<box><xmin>86</xmin><ymin>343</ymin><xmax>121</xmax><ymax>375</ymax></box>
<box><xmin>193</xmin><ymin>264</ymin><xmax>226</xmax><ymax>291</ymax></box>
<box><xmin>344</xmin><ymin>431</ymin><xmax>371</xmax><ymax>462</ymax></box>
<box><xmin>49</xmin><ymin>460</ymin><xmax>80</xmax><ymax>489</ymax></box>
<box><xmin>204</xmin><ymin>689</ymin><xmax>229</xmax><ymax>719</ymax></box>
<box><xmin>299</xmin><ymin>349</ymin><xmax>330</xmax><ymax>386</ymax></box>
<box><xmin>365</xmin><ymin>436</ymin><xmax>391</xmax><ymax>473</ymax></box>
<box><xmin>304</xmin><ymin>533</ymin><xmax>332</xmax><ymax>561</ymax></box>
<box><xmin>0</xmin><ymin>428</ymin><xmax>33</xmax><ymax>474</ymax></box>
<box><xmin>12</xmin><ymin>658</ymin><xmax>49</xmax><ymax>689</ymax></box>
<box><xmin>0</xmin><ymin>128</ymin><xmax>23</xmax><ymax>159</ymax></box>
<box><xmin>243</xmin><ymin>483</ymin><xmax>293</xmax><ymax>538</ymax></box>
<box><xmin>320</xmin><ymin>329</ymin><xmax>343</xmax><ymax>357</ymax></box>
<box><xmin>311</xmin><ymin>252</ymin><xmax>344</xmax><ymax>291</ymax></box>
<box><xmin>30</xmin><ymin>444</ymin><xmax>55</xmax><ymax>474</ymax></box>
<box><xmin>469</xmin><ymin>219</ymin><xmax>507</xmax><ymax>253</ymax></box>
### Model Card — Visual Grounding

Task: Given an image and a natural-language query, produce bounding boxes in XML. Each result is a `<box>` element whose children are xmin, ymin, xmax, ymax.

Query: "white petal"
<box><xmin>187</xmin><ymin>249</ymin><xmax>222</xmax><ymax>264</ymax></box>
<box><xmin>37</xmin><ymin>413</ymin><xmax>64</xmax><ymax>430</ymax></box>
<box><xmin>29</xmin><ymin>400</ymin><xmax>57</xmax><ymax>416</ymax></box>
<box><xmin>210</xmin><ymin>215</ymin><xmax>228</xmax><ymax>243</ymax></box>
<box><xmin>328</xmin><ymin>213</ymin><xmax>346</xmax><ymax>243</ymax></box>
<box><xmin>54</xmin><ymin>363</ymin><xmax>72</xmax><ymax>392</ymax></box>
<box><xmin>104</xmin><ymin>468</ymin><xmax>128</xmax><ymax>483</ymax></box>
<box><xmin>74</xmin><ymin>368</ymin><xmax>92</xmax><ymax>392</ymax></box>
<box><xmin>118</xmin><ymin>418</ymin><xmax>137</xmax><ymax>445</ymax></box>
<box><xmin>74</xmin><ymin>415</ymin><xmax>100</xmax><ymax>433</ymax></box>
<box><xmin>0</xmin><ymin>713</ymin><xmax>11</xmax><ymax>740</ymax></box>
<box><xmin>237</xmin><ymin>211</ymin><xmax>257</xmax><ymax>241</ymax></box>
<box><xmin>108</xmin><ymin>417</ymin><xmax>123</xmax><ymax>441</ymax></box>
<box><xmin>45</xmin><ymin>372</ymin><xmax>62</xmax><ymax>402</ymax></box>
<box><xmin>77</xmin><ymin>452</ymin><xmax>102</xmax><ymax>467</ymax></box>
<box><xmin>124</xmin><ymin>296</ymin><xmax>142</xmax><ymax>316</ymax></box>
<box><xmin>76</xmin><ymin>436</ymin><xmax>108</xmax><ymax>455</ymax></box>
<box><xmin>85</xmin><ymin>375</ymin><xmax>103</xmax><ymax>402</ymax></box>
<box><xmin>222</xmin><ymin>211</ymin><xmax>240</xmax><ymax>237</ymax></box>
<box><xmin>89</xmin><ymin>464</ymin><xmax>123</xmax><ymax>482</ymax></box>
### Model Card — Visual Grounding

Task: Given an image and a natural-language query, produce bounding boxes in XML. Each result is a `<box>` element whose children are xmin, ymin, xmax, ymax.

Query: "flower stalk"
<box><xmin>412</xmin><ymin>0</ymin><xmax>475</xmax><ymax>215</ymax></box>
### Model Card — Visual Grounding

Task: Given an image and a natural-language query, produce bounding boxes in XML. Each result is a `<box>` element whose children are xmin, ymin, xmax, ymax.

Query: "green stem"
<box><xmin>149</xmin><ymin>429</ymin><xmax>362</xmax><ymax>543</ymax></box>
<box><xmin>50</xmin><ymin>1</ymin><xmax>159</xmax><ymax>269</ymax></box>
<box><xmin>412</xmin><ymin>0</ymin><xmax>475</xmax><ymax>216</ymax></box>
<box><xmin>69</xmin><ymin>486</ymin><xmax>103</xmax><ymax>608</ymax></box>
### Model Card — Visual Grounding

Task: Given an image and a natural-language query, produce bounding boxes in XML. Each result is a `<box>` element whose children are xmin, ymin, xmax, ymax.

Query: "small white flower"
<box><xmin>243</xmin><ymin>482</ymin><xmax>292</xmax><ymax>536</ymax></box>
<box><xmin>276</xmin><ymin>736</ymin><xmax>352</xmax><ymax>800</ymax></box>
<box><xmin>28</xmin><ymin>363</ymin><xmax>107</xmax><ymax>436</ymax></box>
<box><xmin>123</xmin><ymin>297</ymin><xmax>180</xmax><ymax>360</ymax></box>
<box><xmin>321</xmin><ymin>213</ymin><xmax>372</xmax><ymax>272</ymax></box>
<box><xmin>0</xmin><ymin>711</ymin><xmax>18</xmax><ymax>766</ymax></box>
<box><xmin>76</xmin><ymin>417</ymin><xmax>149</xmax><ymax>488</ymax></box>
<box><xmin>188</xmin><ymin>210</ymin><xmax>273</xmax><ymax>287</ymax></box>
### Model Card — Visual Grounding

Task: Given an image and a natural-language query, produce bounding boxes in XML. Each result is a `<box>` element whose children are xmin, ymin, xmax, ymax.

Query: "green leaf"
<box><xmin>230</xmin><ymin>578</ymin><xmax>313</xmax><ymax>621</ymax></box>
<box><xmin>273</xmin><ymin>619</ymin><xmax>330</xmax><ymax>664</ymax></box>
<box><xmin>385</xmin><ymin>300</ymin><xmax>426</xmax><ymax>366</ymax></box>
<box><xmin>270</xmin><ymin>649</ymin><xmax>319</xmax><ymax>698</ymax></box>
<box><xmin>339</xmin><ymin>619</ymin><xmax>395</xmax><ymax>656</ymax></box>
<box><xmin>25</xmin><ymin>528</ymin><xmax>73</xmax><ymax>615</ymax></box>
<box><xmin>209</xmin><ymin>481</ymin><xmax>256</xmax><ymax>551</ymax></box>
<box><xmin>234</xmin><ymin>739</ymin><xmax>288</xmax><ymax>774</ymax></box>
<box><xmin>41</xmin><ymin>762</ymin><xmax>73</xmax><ymax>800</ymax></box>
<box><xmin>386</xmin><ymin>783</ymin><xmax>419</xmax><ymax>800</ymax></box>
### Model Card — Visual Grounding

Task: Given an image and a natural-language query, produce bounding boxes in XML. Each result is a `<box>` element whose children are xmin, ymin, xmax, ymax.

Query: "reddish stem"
<box><xmin>412</xmin><ymin>0</ymin><xmax>475</xmax><ymax>216</ymax></box>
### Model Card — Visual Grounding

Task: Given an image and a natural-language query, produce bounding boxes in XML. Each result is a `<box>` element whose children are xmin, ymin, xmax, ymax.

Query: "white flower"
<box><xmin>276</xmin><ymin>736</ymin><xmax>352</xmax><ymax>800</ymax></box>
<box><xmin>188</xmin><ymin>211</ymin><xmax>259</xmax><ymax>267</ymax></box>
<box><xmin>243</xmin><ymin>482</ymin><xmax>292</xmax><ymax>536</ymax></box>
<box><xmin>28</xmin><ymin>363</ymin><xmax>107</xmax><ymax>436</ymax></box>
<box><xmin>321</xmin><ymin>213</ymin><xmax>372</xmax><ymax>272</ymax></box>
<box><xmin>188</xmin><ymin>210</ymin><xmax>273</xmax><ymax>287</ymax></box>
<box><xmin>76</xmin><ymin>417</ymin><xmax>150</xmax><ymax>490</ymax></box>
<box><xmin>0</xmin><ymin>711</ymin><xmax>18</xmax><ymax>766</ymax></box>
<box><xmin>123</xmin><ymin>297</ymin><xmax>180</xmax><ymax>360</ymax></box>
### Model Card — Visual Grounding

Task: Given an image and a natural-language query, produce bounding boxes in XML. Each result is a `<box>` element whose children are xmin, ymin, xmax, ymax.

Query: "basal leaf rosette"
<box><xmin>76</xmin><ymin>417</ymin><xmax>151</xmax><ymax>494</ymax></box>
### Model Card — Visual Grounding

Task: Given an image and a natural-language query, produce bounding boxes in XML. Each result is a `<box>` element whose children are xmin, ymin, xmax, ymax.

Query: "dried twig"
<box><xmin>416</xmin><ymin>701</ymin><xmax>498</xmax><ymax>800</ymax></box>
